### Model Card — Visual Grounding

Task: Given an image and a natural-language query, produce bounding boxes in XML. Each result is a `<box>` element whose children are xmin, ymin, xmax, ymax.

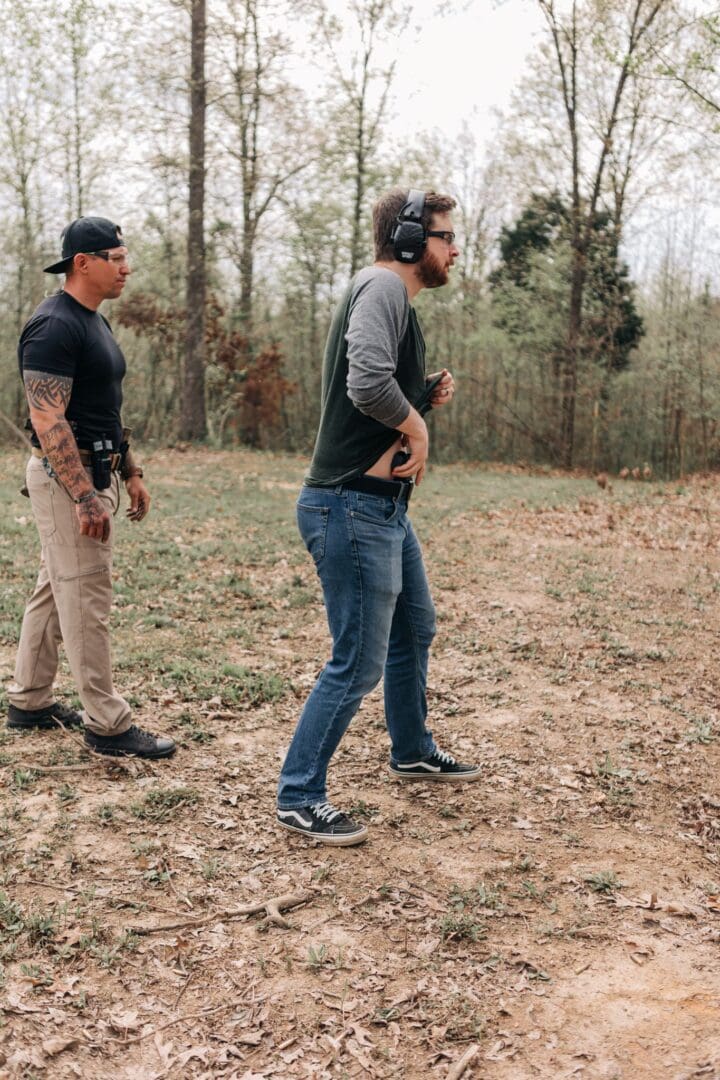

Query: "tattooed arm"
<box><xmin>24</xmin><ymin>371</ymin><xmax>111</xmax><ymax>542</ymax></box>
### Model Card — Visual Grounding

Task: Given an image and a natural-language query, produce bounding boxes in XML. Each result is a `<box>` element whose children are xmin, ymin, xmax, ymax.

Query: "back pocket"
<box><xmin>297</xmin><ymin>503</ymin><xmax>330</xmax><ymax>564</ymax></box>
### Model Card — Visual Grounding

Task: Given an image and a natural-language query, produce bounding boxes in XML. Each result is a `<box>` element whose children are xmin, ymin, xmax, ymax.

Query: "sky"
<box><xmin>374</xmin><ymin>0</ymin><xmax>719</xmax><ymax>283</ymax></box>
<box><xmin>292</xmin><ymin>0</ymin><xmax>546</xmax><ymax>146</ymax></box>
<box><xmin>387</xmin><ymin>0</ymin><xmax>545</xmax><ymax>142</ymax></box>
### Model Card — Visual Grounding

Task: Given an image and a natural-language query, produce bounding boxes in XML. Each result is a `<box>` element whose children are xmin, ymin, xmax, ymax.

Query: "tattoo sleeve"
<box><xmin>24</xmin><ymin>372</ymin><xmax>73</xmax><ymax>413</ymax></box>
<box><xmin>23</xmin><ymin>371</ymin><xmax>94</xmax><ymax>501</ymax></box>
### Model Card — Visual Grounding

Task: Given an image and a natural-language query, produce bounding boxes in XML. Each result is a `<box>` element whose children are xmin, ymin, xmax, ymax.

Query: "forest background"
<box><xmin>1</xmin><ymin>0</ymin><xmax>719</xmax><ymax>477</ymax></box>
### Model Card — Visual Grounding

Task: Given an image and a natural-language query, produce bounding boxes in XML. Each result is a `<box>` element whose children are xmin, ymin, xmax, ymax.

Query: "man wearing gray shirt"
<box><xmin>277</xmin><ymin>188</ymin><xmax>480</xmax><ymax>845</ymax></box>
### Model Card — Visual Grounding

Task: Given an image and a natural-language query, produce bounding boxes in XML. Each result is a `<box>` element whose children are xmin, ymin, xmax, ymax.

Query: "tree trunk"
<box><xmin>561</xmin><ymin>242</ymin><xmax>585</xmax><ymax>468</ymax></box>
<box><xmin>238</xmin><ymin>217</ymin><xmax>254</xmax><ymax>340</ymax></box>
<box><xmin>349</xmin><ymin>90</ymin><xmax>366</xmax><ymax>276</ymax></box>
<box><xmin>180</xmin><ymin>0</ymin><xmax>207</xmax><ymax>441</ymax></box>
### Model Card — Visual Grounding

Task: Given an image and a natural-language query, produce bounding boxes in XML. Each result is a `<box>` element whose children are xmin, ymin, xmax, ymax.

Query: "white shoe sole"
<box><xmin>277</xmin><ymin>820</ymin><xmax>368</xmax><ymax>846</ymax></box>
<box><xmin>388</xmin><ymin>766</ymin><xmax>481</xmax><ymax>782</ymax></box>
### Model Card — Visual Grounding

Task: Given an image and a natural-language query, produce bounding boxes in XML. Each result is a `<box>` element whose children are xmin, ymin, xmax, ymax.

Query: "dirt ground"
<box><xmin>1</xmin><ymin>449</ymin><xmax>719</xmax><ymax>1080</ymax></box>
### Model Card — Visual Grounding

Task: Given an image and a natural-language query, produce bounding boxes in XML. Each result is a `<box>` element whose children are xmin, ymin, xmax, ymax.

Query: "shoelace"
<box><xmin>53</xmin><ymin>704</ymin><xmax>78</xmax><ymax>721</ymax></box>
<box><xmin>433</xmin><ymin>749</ymin><xmax>457</xmax><ymax>766</ymax></box>
<box><xmin>310</xmin><ymin>801</ymin><xmax>342</xmax><ymax>823</ymax></box>
<box><xmin>128</xmin><ymin>725</ymin><xmax>156</xmax><ymax>740</ymax></box>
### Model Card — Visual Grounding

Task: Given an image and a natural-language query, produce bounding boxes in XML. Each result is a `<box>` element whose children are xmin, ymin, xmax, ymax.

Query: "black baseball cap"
<box><xmin>44</xmin><ymin>216</ymin><xmax>124</xmax><ymax>275</ymax></box>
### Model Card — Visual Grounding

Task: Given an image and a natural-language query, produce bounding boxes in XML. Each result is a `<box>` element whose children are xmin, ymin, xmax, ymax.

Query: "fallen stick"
<box><xmin>129</xmin><ymin>889</ymin><xmax>316</xmax><ymax>934</ymax></box>
<box><xmin>446</xmin><ymin>1044</ymin><xmax>480</xmax><ymax>1080</ymax></box>
<box><xmin>106</xmin><ymin>1001</ymin><xmax>230</xmax><ymax>1045</ymax></box>
<box><xmin>10</xmin><ymin>718</ymin><xmax>156</xmax><ymax>777</ymax></box>
<box><xmin>7</xmin><ymin>762</ymin><xmax>98</xmax><ymax>774</ymax></box>
<box><xmin>15</xmin><ymin>879</ymin><xmax>192</xmax><ymax>922</ymax></box>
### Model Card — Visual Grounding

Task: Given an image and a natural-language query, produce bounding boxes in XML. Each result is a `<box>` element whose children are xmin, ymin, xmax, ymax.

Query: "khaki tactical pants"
<box><xmin>8</xmin><ymin>456</ymin><xmax>131</xmax><ymax>736</ymax></box>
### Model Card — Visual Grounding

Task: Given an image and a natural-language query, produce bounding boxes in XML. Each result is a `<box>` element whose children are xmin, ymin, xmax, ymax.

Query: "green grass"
<box><xmin>130</xmin><ymin>786</ymin><xmax>201</xmax><ymax>822</ymax></box>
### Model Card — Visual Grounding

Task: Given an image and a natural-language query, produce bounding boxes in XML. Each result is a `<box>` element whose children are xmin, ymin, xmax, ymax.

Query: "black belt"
<box><xmin>31</xmin><ymin>446</ymin><xmax>122</xmax><ymax>470</ymax></box>
<box><xmin>342</xmin><ymin>473</ymin><xmax>413</xmax><ymax>502</ymax></box>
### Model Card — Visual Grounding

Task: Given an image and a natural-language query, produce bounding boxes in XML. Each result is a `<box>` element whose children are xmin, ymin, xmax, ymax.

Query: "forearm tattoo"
<box><xmin>40</xmin><ymin>421</ymin><xmax>94</xmax><ymax>499</ymax></box>
<box><xmin>23</xmin><ymin>372</ymin><xmax>72</xmax><ymax>413</ymax></box>
<box><xmin>23</xmin><ymin>371</ymin><xmax>93</xmax><ymax>500</ymax></box>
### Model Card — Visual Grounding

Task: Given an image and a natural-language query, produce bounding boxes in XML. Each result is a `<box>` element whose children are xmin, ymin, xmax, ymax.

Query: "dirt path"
<box><xmin>1</xmin><ymin>451</ymin><xmax>719</xmax><ymax>1079</ymax></box>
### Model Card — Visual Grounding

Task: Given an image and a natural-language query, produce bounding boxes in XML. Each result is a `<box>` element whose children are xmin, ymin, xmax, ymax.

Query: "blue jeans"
<box><xmin>277</xmin><ymin>484</ymin><xmax>437</xmax><ymax>809</ymax></box>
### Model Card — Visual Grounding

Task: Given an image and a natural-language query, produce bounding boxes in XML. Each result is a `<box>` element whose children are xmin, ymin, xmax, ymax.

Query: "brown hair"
<box><xmin>373</xmin><ymin>187</ymin><xmax>456</xmax><ymax>261</ymax></box>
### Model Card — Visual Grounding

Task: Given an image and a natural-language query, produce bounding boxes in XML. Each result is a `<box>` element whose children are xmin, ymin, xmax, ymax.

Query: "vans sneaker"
<box><xmin>277</xmin><ymin>801</ymin><xmax>368</xmax><ymax>846</ymax></box>
<box><xmin>389</xmin><ymin>749</ymin><xmax>481</xmax><ymax>782</ymax></box>
<box><xmin>7</xmin><ymin>702</ymin><xmax>83</xmax><ymax>731</ymax></box>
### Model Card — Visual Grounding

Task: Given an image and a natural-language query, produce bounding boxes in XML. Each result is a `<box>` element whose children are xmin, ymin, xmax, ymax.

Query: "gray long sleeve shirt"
<box><xmin>345</xmin><ymin>267</ymin><xmax>412</xmax><ymax>429</ymax></box>
<box><xmin>305</xmin><ymin>265</ymin><xmax>427</xmax><ymax>487</ymax></box>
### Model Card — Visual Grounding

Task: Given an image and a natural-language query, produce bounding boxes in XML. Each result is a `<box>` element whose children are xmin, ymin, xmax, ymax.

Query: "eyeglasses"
<box><xmin>427</xmin><ymin>230</ymin><xmax>456</xmax><ymax>245</ymax></box>
<box><xmin>86</xmin><ymin>250</ymin><xmax>130</xmax><ymax>267</ymax></box>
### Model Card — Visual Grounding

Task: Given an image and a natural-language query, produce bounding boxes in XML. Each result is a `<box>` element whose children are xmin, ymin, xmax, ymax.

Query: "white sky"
<box><xmin>375</xmin><ymin>0</ymin><xmax>719</xmax><ymax>283</ymax></box>
<box><xmin>387</xmin><ymin>0</ymin><xmax>544</xmax><ymax>142</ymax></box>
<box><xmin>291</xmin><ymin>0</ymin><xmax>545</xmax><ymax>147</ymax></box>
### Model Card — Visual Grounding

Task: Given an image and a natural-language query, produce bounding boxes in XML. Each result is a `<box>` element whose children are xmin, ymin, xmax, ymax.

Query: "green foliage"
<box><xmin>584</xmin><ymin>870</ymin><xmax>624</xmax><ymax>893</ymax></box>
<box><xmin>491</xmin><ymin>193</ymin><xmax>644</xmax><ymax>373</ymax></box>
<box><xmin>0</xmin><ymin>892</ymin><xmax>25</xmax><ymax>937</ymax></box>
<box><xmin>130</xmin><ymin>787</ymin><xmax>200</xmax><ymax>822</ymax></box>
<box><xmin>440</xmin><ymin>911</ymin><xmax>487</xmax><ymax>942</ymax></box>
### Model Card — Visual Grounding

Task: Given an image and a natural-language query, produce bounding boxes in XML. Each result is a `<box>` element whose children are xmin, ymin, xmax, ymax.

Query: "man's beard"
<box><xmin>417</xmin><ymin>249</ymin><xmax>449</xmax><ymax>289</ymax></box>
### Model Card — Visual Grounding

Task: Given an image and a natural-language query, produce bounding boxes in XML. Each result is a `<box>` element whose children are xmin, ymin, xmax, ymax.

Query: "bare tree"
<box><xmin>535</xmin><ymin>0</ymin><xmax>674</xmax><ymax>466</ymax></box>
<box><xmin>0</xmin><ymin>2</ymin><xmax>51</xmax><ymax>335</ymax></box>
<box><xmin>316</xmin><ymin>0</ymin><xmax>409</xmax><ymax>275</ymax></box>
<box><xmin>52</xmin><ymin>0</ymin><xmax>118</xmax><ymax>219</ymax></box>
<box><xmin>180</xmin><ymin>0</ymin><xmax>207</xmax><ymax>440</ymax></box>
<box><xmin>213</xmin><ymin>0</ymin><xmax>316</xmax><ymax>339</ymax></box>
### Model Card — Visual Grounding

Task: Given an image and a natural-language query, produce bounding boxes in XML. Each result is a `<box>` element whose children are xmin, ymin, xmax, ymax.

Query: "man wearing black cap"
<box><xmin>6</xmin><ymin>216</ymin><xmax>176</xmax><ymax>759</ymax></box>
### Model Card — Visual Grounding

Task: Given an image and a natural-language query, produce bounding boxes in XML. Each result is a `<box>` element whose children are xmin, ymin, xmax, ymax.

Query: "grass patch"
<box><xmin>584</xmin><ymin>870</ymin><xmax>624</xmax><ymax>893</ymax></box>
<box><xmin>130</xmin><ymin>787</ymin><xmax>201</xmax><ymax>822</ymax></box>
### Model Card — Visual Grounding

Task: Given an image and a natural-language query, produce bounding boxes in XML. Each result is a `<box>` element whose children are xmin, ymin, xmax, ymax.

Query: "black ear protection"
<box><xmin>391</xmin><ymin>189</ymin><xmax>426</xmax><ymax>264</ymax></box>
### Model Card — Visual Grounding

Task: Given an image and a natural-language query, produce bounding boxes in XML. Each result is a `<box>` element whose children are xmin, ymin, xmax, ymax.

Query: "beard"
<box><xmin>417</xmin><ymin>248</ymin><xmax>449</xmax><ymax>289</ymax></box>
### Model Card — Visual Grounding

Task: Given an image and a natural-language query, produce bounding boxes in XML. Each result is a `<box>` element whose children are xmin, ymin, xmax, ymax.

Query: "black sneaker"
<box><xmin>84</xmin><ymin>724</ymin><xmax>176</xmax><ymax>759</ymax></box>
<box><xmin>389</xmin><ymin>749</ymin><xmax>481</xmax><ymax>782</ymax></box>
<box><xmin>7</xmin><ymin>702</ymin><xmax>83</xmax><ymax>731</ymax></box>
<box><xmin>277</xmin><ymin>802</ymin><xmax>368</xmax><ymax>846</ymax></box>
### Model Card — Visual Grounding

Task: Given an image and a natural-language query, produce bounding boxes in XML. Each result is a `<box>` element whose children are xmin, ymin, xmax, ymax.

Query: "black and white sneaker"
<box><xmin>277</xmin><ymin>802</ymin><xmax>368</xmax><ymax>846</ymax></box>
<box><xmin>389</xmin><ymin>749</ymin><xmax>481</xmax><ymax>782</ymax></box>
<box><xmin>7</xmin><ymin>702</ymin><xmax>83</xmax><ymax>731</ymax></box>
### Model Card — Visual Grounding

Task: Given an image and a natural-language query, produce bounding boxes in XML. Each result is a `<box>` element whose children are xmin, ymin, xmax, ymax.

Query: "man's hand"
<box><xmin>76</xmin><ymin>495</ymin><xmax>111</xmax><ymax>543</ymax></box>
<box><xmin>393</xmin><ymin>407</ymin><xmax>429</xmax><ymax>486</ymax></box>
<box><xmin>125</xmin><ymin>476</ymin><xmax>151</xmax><ymax>522</ymax></box>
<box><xmin>428</xmin><ymin>368</ymin><xmax>455</xmax><ymax>408</ymax></box>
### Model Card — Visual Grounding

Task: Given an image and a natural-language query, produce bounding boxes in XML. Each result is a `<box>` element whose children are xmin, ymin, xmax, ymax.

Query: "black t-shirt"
<box><xmin>18</xmin><ymin>290</ymin><xmax>126</xmax><ymax>449</ymax></box>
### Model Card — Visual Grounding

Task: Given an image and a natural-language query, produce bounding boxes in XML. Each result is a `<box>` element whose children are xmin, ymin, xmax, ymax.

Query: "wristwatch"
<box><xmin>123</xmin><ymin>467</ymin><xmax>144</xmax><ymax>480</ymax></box>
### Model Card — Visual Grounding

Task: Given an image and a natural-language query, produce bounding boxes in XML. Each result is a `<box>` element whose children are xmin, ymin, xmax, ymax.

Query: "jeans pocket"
<box><xmin>297</xmin><ymin>503</ymin><xmax>330</xmax><ymax>564</ymax></box>
<box><xmin>351</xmin><ymin>494</ymin><xmax>399</xmax><ymax>526</ymax></box>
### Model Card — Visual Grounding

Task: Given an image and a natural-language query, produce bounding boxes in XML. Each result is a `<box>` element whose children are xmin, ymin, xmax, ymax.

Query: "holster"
<box><xmin>90</xmin><ymin>438</ymin><xmax>114</xmax><ymax>491</ymax></box>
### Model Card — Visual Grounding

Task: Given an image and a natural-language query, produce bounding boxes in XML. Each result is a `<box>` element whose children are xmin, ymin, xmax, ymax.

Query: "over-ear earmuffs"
<box><xmin>391</xmin><ymin>189</ymin><xmax>426</xmax><ymax>264</ymax></box>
